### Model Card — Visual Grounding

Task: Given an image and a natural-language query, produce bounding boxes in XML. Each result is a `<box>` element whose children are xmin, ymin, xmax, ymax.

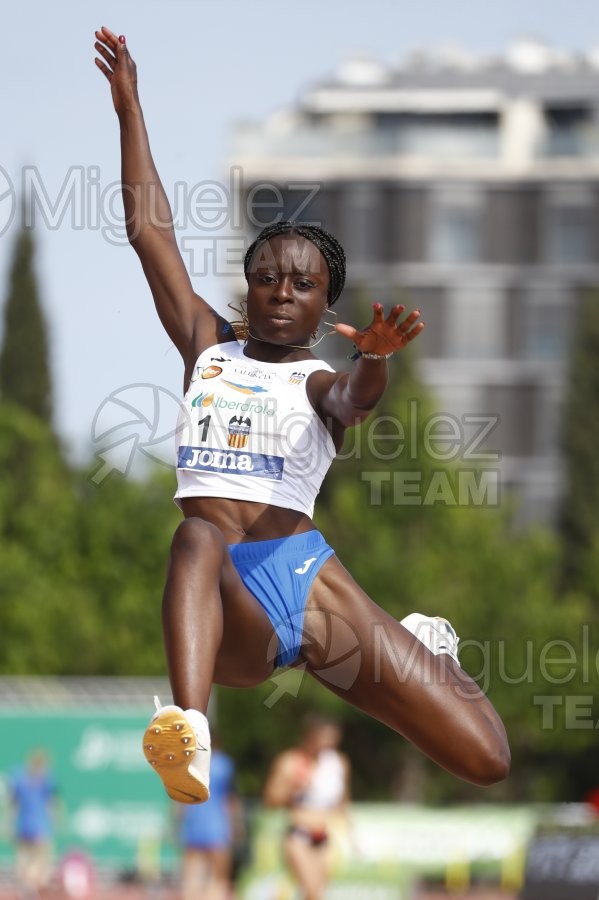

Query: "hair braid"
<box><xmin>243</xmin><ymin>221</ymin><xmax>346</xmax><ymax>305</ymax></box>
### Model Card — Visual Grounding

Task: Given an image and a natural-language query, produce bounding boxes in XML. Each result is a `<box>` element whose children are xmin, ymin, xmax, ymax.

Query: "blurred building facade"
<box><xmin>228</xmin><ymin>39</ymin><xmax>599</xmax><ymax>525</ymax></box>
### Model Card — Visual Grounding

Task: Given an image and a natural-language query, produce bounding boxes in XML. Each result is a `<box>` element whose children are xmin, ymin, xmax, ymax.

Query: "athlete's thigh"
<box><xmin>299</xmin><ymin>555</ymin><xmax>463</xmax><ymax>740</ymax></box>
<box><xmin>213</xmin><ymin>550</ymin><xmax>276</xmax><ymax>687</ymax></box>
<box><xmin>284</xmin><ymin>836</ymin><xmax>325</xmax><ymax>892</ymax></box>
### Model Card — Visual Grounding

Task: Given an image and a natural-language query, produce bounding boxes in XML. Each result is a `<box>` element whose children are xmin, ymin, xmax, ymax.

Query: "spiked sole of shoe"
<box><xmin>143</xmin><ymin>709</ymin><xmax>209</xmax><ymax>803</ymax></box>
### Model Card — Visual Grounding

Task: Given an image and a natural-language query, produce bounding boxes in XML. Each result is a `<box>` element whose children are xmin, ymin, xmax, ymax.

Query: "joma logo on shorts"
<box><xmin>177</xmin><ymin>446</ymin><xmax>284</xmax><ymax>480</ymax></box>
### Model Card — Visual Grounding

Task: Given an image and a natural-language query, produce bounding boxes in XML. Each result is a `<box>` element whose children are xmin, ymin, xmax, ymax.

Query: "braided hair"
<box><xmin>243</xmin><ymin>221</ymin><xmax>346</xmax><ymax>306</ymax></box>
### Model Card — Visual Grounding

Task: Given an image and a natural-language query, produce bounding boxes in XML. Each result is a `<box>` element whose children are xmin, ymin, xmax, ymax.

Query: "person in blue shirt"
<box><xmin>9</xmin><ymin>749</ymin><xmax>57</xmax><ymax>897</ymax></box>
<box><xmin>177</xmin><ymin>745</ymin><xmax>239</xmax><ymax>900</ymax></box>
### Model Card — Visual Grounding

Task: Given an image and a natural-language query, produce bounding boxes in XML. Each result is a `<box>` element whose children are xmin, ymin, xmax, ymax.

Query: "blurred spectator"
<box><xmin>9</xmin><ymin>749</ymin><xmax>58</xmax><ymax>898</ymax></box>
<box><xmin>176</xmin><ymin>740</ymin><xmax>241</xmax><ymax>900</ymax></box>
<box><xmin>263</xmin><ymin>714</ymin><xmax>351</xmax><ymax>900</ymax></box>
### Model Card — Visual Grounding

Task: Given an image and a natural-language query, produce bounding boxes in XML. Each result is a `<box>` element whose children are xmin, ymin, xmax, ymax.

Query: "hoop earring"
<box><xmin>309</xmin><ymin>308</ymin><xmax>338</xmax><ymax>348</ymax></box>
<box><xmin>227</xmin><ymin>298</ymin><xmax>250</xmax><ymax>341</ymax></box>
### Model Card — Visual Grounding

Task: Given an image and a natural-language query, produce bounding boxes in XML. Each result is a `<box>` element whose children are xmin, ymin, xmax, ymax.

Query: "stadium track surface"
<box><xmin>0</xmin><ymin>887</ymin><xmax>518</xmax><ymax>898</ymax></box>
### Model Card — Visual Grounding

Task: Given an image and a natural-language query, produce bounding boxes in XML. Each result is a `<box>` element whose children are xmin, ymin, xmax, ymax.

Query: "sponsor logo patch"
<box><xmin>191</xmin><ymin>392</ymin><xmax>215</xmax><ymax>408</ymax></box>
<box><xmin>213</xmin><ymin>396</ymin><xmax>275</xmax><ymax>416</ymax></box>
<box><xmin>177</xmin><ymin>445</ymin><xmax>284</xmax><ymax>480</ymax></box>
<box><xmin>294</xmin><ymin>557</ymin><xmax>318</xmax><ymax>575</ymax></box>
<box><xmin>221</xmin><ymin>380</ymin><xmax>270</xmax><ymax>396</ymax></box>
<box><xmin>202</xmin><ymin>365</ymin><xmax>223</xmax><ymax>379</ymax></box>
<box><xmin>190</xmin><ymin>364</ymin><xmax>222</xmax><ymax>382</ymax></box>
<box><xmin>229</xmin><ymin>365</ymin><xmax>272</xmax><ymax>382</ymax></box>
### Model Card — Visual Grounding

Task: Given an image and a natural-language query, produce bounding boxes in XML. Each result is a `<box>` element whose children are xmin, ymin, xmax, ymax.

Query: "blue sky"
<box><xmin>2</xmin><ymin>0</ymin><xmax>599</xmax><ymax>464</ymax></box>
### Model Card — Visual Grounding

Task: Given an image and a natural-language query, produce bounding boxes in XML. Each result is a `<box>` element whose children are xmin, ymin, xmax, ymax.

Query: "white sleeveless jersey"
<box><xmin>296</xmin><ymin>750</ymin><xmax>346</xmax><ymax>810</ymax></box>
<box><xmin>174</xmin><ymin>341</ymin><xmax>337</xmax><ymax>518</ymax></box>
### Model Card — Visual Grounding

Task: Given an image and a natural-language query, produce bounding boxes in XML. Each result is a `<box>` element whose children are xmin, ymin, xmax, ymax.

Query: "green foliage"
<box><xmin>0</xmin><ymin>225</ymin><xmax>53</xmax><ymax>424</ymax></box>
<box><xmin>0</xmin><ymin>403</ymin><xmax>79</xmax><ymax>672</ymax></box>
<box><xmin>559</xmin><ymin>287</ymin><xmax>599</xmax><ymax>593</ymax></box>
<box><xmin>0</xmin><ymin>353</ymin><xmax>597</xmax><ymax>803</ymax></box>
<box><xmin>0</xmin><ymin>402</ymin><xmax>176</xmax><ymax>675</ymax></box>
<box><xmin>219</xmin><ymin>363</ymin><xmax>598</xmax><ymax>804</ymax></box>
<box><xmin>70</xmin><ymin>467</ymin><xmax>180</xmax><ymax>674</ymax></box>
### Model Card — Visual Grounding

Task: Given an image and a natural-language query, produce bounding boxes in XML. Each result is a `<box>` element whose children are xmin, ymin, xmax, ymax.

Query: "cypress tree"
<box><xmin>0</xmin><ymin>204</ymin><xmax>53</xmax><ymax>424</ymax></box>
<box><xmin>558</xmin><ymin>287</ymin><xmax>599</xmax><ymax>589</ymax></box>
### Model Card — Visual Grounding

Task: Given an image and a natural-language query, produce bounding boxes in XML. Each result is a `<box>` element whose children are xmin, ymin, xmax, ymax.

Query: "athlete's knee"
<box><xmin>169</xmin><ymin>517</ymin><xmax>225</xmax><ymax>562</ymax></box>
<box><xmin>484</xmin><ymin>736</ymin><xmax>511</xmax><ymax>785</ymax></box>
<box><xmin>466</xmin><ymin>731</ymin><xmax>511</xmax><ymax>786</ymax></box>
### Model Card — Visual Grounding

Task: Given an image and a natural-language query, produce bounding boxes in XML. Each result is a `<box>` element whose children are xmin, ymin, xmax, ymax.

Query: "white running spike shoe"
<box><xmin>400</xmin><ymin>613</ymin><xmax>461</xmax><ymax>666</ymax></box>
<box><xmin>142</xmin><ymin>697</ymin><xmax>211</xmax><ymax>803</ymax></box>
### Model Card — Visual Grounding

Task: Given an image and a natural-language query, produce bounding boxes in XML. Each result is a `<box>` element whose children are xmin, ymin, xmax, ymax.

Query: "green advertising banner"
<box><xmin>240</xmin><ymin>804</ymin><xmax>540</xmax><ymax>899</ymax></box>
<box><xmin>0</xmin><ymin>702</ymin><xmax>545</xmax><ymax>896</ymax></box>
<box><xmin>0</xmin><ymin>710</ymin><xmax>177</xmax><ymax>872</ymax></box>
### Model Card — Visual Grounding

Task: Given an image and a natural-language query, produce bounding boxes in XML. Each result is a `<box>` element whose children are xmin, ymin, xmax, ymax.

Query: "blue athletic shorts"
<box><xmin>228</xmin><ymin>530</ymin><xmax>335</xmax><ymax>668</ymax></box>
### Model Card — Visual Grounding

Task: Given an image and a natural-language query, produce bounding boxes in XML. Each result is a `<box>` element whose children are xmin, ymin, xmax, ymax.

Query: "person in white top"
<box><xmin>264</xmin><ymin>715</ymin><xmax>350</xmax><ymax>900</ymax></box>
<box><xmin>94</xmin><ymin>28</ymin><xmax>510</xmax><ymax>807</ymax></box>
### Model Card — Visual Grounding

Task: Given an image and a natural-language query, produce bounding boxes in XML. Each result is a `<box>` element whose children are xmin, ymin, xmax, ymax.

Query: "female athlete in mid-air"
<box><xmin>94</xmin><ymin>27</ymin><xmax>510</xmax><ymax>804</ymax></box>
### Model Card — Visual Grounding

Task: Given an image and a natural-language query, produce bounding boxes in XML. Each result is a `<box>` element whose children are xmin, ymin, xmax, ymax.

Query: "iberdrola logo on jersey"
<box><xmin>191</xmin><ymin>392</ymin><xmax>214</xmax><ymax>408</ymax></box>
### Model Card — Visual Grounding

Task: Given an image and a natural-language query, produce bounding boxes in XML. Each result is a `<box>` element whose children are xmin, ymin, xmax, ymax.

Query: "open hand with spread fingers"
<box><xmin>94</xmin><ymin>26</ymin><xmax>139</xmax><ymax>116</ymax></box>
<box><xmin>335</xmin><ymin>303</ymin><xmax>424</xmax><ymax>358</ymax></box>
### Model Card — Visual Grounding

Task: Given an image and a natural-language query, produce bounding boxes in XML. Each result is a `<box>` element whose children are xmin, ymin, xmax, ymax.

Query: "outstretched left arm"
<box><xmin>311</xmin><ymin>304</ymin><xmax>424</xmax><ymax>429</ymax></box>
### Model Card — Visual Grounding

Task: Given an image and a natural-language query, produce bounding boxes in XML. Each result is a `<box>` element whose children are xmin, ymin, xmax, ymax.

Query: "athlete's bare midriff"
<box><xmin>289</xmin><ymin>806</ymin><xmax>338</xmax><ymax>832</ymax></box>
<box><xmin>179</xmin><ymin>496</ymin><xmax>316</xmax><ymax>544</ymax></box>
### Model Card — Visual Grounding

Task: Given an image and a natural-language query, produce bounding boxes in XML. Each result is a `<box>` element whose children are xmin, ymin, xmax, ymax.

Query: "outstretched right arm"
<box><xmin>94</xmin><ymin>27</ymin><xmax>231</xmax><ymax>369</ymax></box>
